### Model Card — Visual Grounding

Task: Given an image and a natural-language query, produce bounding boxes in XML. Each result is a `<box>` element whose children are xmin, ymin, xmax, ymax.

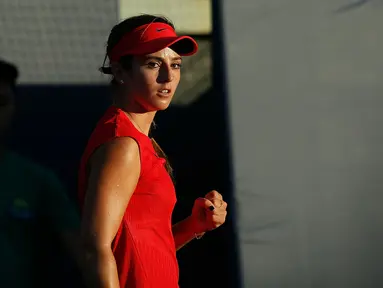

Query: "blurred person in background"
<box><xmin>78</xmin><ymin>15</ymin><xmax>227</xmax><ymax>288</ymax></box>
<box><xmin>0</xmin><ymin>59</ymin><xmax>82</xmax><ymax>287</ymax></box>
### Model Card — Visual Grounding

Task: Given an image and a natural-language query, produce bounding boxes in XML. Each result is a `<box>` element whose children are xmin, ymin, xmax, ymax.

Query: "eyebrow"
<box><xmin>145</xmin><ymin>56</ymin><xmax>182</xmax><ymax>62</ymax></box>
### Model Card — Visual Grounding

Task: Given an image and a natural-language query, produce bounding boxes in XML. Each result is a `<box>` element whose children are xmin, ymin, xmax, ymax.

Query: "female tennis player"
<box><xmin>78</xmin><ymin>15</ymin><xmax>227</xmax><ymax>288</ymax></box>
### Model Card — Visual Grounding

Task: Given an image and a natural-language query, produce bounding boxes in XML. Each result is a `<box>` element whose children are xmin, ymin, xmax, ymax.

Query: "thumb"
<box><xmin>194</xmin><ymin>197</ymin><xmax>215</xmax><ymax>211</ymax></box>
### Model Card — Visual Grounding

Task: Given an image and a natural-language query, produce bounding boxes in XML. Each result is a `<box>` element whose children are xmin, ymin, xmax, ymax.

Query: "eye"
<box><xmin>172</xmin><ymin>63</ymin><xmax>182</xmax><ymax>69</ymax></box>
<box><xmin>147</xmin><ymin>62</ymin><xmax>160</xmax><ymax>68</ymax></box>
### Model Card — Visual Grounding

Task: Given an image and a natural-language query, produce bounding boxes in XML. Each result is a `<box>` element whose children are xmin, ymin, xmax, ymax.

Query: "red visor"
<box><xmin>108</xmin><ymin>22</ymin><xmax>198</xmax><ymax>61</ymax></box>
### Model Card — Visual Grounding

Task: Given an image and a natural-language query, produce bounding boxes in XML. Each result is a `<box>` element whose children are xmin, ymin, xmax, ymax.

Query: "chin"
<box><xmin>140</xmin><ymin>93</ymin><xmax>174</xmax><ymax>112</ymax></box>
<box><xmin>143</xmin><ymin>101</ymin><xmax>170</xmax><ymax>112</ymax></box>
<box><xmin>151</xmin><ymin>97</ymin><xmax>173</xmax><ymax>111</ymax></box>
<box><xmin>154</xmin><ymin>102</ymin><xmax>171</xmax><ymax>111</ymax></box>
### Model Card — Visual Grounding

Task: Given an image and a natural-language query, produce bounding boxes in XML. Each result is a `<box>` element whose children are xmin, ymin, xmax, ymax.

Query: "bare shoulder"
<box><xmin>81</xmin><ymin>138</ymin><xmax>141</xmax><ymax>250</ymax></box>
<box><xmin>89</xmin><ymin>137</ymin><xmax>140</xmax><ymax>169</ymax></box>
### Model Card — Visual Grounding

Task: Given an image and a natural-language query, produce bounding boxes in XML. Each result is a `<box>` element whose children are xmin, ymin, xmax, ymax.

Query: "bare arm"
<box><xmin>172</xmin><ymin>199</ymin><xmax>212</xmax><ymax>251</ymax></box>
<box><xmin>173</xmin><ymin>194</ymin><xmax>226</xmax><ymax>251</ymax></box>
<box><xmin>80</xmin><ymin>137</ymin><xmax>140</xmax><ymax>288</ymax></box>
<box><xmin>172</xmin><ymin>217</ymin><xmax>204</xmax><ymax>251</ymax></box>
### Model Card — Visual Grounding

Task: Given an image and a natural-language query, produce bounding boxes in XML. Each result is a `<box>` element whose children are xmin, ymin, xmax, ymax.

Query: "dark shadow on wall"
<box><xmin>9</xmin><ymin>85</ymin><xmax>238</xmax><ymax>288</ymax></box>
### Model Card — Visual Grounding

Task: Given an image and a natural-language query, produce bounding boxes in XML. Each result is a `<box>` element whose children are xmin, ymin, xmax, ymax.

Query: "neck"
<box><xmin>125</xmin><ymin>110</ymin><xmax>156</xmax><ymax>136</ymax></box>
<box><xmin>113</xmin><ymin>92</ymin><xmax>156</xmax><ymax>136</ymax></box>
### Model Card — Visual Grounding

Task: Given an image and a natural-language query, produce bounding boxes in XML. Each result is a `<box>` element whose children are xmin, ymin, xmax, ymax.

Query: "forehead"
<box><xmin>145</xmin><ymin>47</ymin><xmax>181</xmax><ymax>59</ymax></box>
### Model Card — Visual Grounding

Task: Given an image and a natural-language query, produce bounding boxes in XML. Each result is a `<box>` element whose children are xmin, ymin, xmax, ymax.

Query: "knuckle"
<box><xmin>212</xmin><ymin>190</ymin><xmax>220</xmax><ymax>197</ymax></box>
<box><xmin>212</xmin><ymin>199</ymin><xmax>221</xmax><ymax>206</ymax></box>
<box><xmin>207</xmin><ymin>190</ymin><xmax>218</xmax><ymax>197</ymax></box>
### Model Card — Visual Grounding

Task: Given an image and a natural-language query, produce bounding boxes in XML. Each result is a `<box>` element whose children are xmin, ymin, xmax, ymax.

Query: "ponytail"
<box><xmin>151</xmin><ymin>138</ymin><xmax>173</xmax><ymax>178</ymax></box>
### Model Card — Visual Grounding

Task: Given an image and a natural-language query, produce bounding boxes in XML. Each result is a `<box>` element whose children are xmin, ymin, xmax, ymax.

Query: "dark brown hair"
<box><xmin>102</xmin><ymin>15</ymin><xmax>175</xmax><ymax>177</ymax></box>
<box><xmin>100</xmin><ymin>14</ymin><xmax>175</xmax><ymax>79</ymax></box>
<box><xmin>0</xmin><ymin>59</ymin><xmax>19</xmax><ymax>90</ymax></box>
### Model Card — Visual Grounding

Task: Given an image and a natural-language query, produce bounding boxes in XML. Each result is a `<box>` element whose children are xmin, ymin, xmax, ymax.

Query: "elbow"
<box><xmin>78</xmin><ymin>235</ymin><xmax>117</xmax><ymax>288</ymax></box>
<box><xmin>80</xmin><ymin>234</ymin><xmax>113</xmax><ymax>261</ymax></box>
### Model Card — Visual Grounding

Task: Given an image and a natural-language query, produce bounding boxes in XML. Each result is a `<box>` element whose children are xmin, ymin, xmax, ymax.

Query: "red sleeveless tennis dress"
<box><xmin>78</xmin><ymin>106</ymin><xmax>179</xmax><ymax>288</ymax></box>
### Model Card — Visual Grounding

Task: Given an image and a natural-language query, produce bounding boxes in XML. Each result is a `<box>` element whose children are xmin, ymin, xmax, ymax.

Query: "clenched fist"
<box><xmin>190</xmin><ymin>190</ymin><xmax>228</xmax><ymax>234</ymax></box>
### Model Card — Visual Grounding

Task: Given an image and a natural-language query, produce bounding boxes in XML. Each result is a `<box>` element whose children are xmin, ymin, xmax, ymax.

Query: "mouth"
<box><xmin>157</xmin><ymin>89</ymin><xmax>172</xmax><ymax>97</ymax></box>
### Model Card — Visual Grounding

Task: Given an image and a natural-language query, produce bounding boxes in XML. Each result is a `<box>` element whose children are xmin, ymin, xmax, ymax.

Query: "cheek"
<box><xmin>131</xmin><ymin>69</ymin><xmax>158</xmax><ymax>92</ymax></box>
<box><xmin>174</xmin><ymin>72</ymin><xmax>181</xmax><ymax>85</ymax></box>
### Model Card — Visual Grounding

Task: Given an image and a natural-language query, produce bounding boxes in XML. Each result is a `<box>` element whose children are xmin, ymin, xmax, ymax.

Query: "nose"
<box><xmin>158</xmin><ymin>64</ymin><xmax>174</xmax><ymax>83</ymax></box>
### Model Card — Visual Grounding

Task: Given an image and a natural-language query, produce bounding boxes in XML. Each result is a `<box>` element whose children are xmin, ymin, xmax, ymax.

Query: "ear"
<box><xmin>110</xmin><ymin>62</ymin><xmax>125</xmax><ymax>83</ymax></box>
